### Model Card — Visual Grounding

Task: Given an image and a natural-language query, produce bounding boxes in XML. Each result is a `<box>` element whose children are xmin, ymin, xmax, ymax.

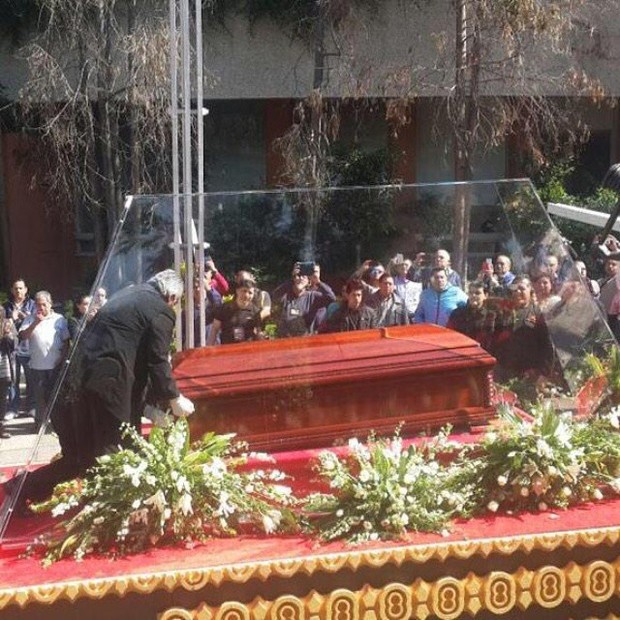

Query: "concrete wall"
<box><xmin>2</xmin><ymin>1</ymin><xmax>620</xmax><ymax>100</ymax></box>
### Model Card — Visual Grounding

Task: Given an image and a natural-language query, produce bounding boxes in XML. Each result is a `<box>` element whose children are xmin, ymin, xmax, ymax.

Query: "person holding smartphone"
<box><xmin>274</xmin><ymin>261</ymin><xmax>336</xmax><ymax>337</ymax></box>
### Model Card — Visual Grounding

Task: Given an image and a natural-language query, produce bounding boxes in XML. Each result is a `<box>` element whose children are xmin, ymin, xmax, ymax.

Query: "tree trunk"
<box><xmin>127</xmin><ymin>0</ymin><xmax>141</xmax><ymax>195</ymax></box>
<box><xmin>96</xmin><ymin>1</ymin><xmax>123</xmax><ymax>255</ymax></box>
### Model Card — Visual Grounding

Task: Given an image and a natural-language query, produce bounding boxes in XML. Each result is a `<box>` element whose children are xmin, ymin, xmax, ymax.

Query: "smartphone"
<box><xmin>298</xmin><ymin>261</ymin><xmax>316</xmax><ymax>276</ymax></box>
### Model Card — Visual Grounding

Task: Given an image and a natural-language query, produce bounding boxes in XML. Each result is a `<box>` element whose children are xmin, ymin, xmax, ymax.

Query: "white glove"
<box><xmin>143</xmin><ymin>404</ymin><xmax>170</xmax><ymax>428</ymax></box>
<box><xmin>169</xmin><ymin>394</ymin><xmax>195</xmax><ymax>417</ymax></box>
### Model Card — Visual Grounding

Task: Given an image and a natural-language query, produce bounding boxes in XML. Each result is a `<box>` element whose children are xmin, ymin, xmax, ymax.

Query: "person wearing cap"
<box><xmin>274</xmin><ymin>262</ymin><xmax>336</xmax><ymax>337</ymax></box>
<box><xmin>389</xmin><ymin>254</ymin><xmax>422</xmax><ymax>320</ymax></box>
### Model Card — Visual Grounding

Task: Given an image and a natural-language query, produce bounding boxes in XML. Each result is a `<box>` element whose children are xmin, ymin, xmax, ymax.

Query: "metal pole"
<box><xmin>196</xmin><ymin>0</ymin><xmax>206</xmax><ymax>347</ymax></box>
<box><xmin>180</xmin><ymin>0</ymin><xmax>194</xmax><ymax>349</ymax></box>
<box><xmin>169</xmin><ymin>0</ymin><xmax>182</xmax><ymax>351</ymax></box>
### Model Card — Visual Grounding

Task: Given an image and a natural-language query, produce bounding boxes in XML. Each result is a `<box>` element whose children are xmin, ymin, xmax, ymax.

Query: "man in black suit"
<box><xmin>5</xmin><ymin>270</ymin><xmax>195</xmax><ymax>510</ymax></box>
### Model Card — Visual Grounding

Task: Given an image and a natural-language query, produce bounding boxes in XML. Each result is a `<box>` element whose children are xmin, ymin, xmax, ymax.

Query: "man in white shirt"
<box><xmin>19</xmin><ymin>291</ymin><xmax>69</xmax><ymax>430</ymax></box>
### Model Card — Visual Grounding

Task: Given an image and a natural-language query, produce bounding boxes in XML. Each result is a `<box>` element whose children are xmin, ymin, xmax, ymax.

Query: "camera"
<box><xmin>298</xmin><ymin>261</ymin><xmax>316</xmax><ymax>276</ymax></box>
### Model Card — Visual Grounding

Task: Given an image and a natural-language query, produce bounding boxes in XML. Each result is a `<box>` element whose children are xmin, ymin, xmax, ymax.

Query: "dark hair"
<box><xmin>431</xmin><ymin>267</ymin><xmax>447</xmax><ymax>276</ymax></box>
<box><xmin>345</xmin><ymin>279</ymin><xmax>365</xmax><ymax>294</ymax></box>
<box><xmin>379</xmin><ymin>272</ymin><xmax>394</xmax><ymax>283</ymax></box>
<box><xmin>73</xmin><ymin>293</ymin><xmax>91</xmax><ymax>316</ymax></box>
<box><xmin>236</xmin><ymin>279</ymin><xmax>256</xmax><ymax>291</ymax></box>
<box><xmin>468</xmin><ymin>280</ymin><xmax>486</xmax><ymax>290</ymax></box>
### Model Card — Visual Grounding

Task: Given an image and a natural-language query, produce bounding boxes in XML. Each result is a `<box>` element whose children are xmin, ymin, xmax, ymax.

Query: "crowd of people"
<box><xmin>3</xmin><ymin>237</ymin><xmax>620</xmax><ymax>443</ymax></box>
<box><xmin>184</xmin><ymin>243</ymin><xmax>617</xmax><ymax>387</ymax></box>
<box><xmin>1</xmin><ymin>235</ymin><xmax>619</xmax><ymax>512</ymax></box>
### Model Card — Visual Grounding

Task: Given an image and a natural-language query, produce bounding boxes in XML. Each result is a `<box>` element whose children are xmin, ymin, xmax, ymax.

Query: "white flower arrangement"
<box><xmin>303</xmin><ymin>403</ymin><xmax>620</xmax><ymax>542</ymax></box>
<box><xmin>451</xmin><ymin>401</ymin><xmax>620</xmax><ymax>514</ymax></box>
<box><xmin>28</xmin><ymin>389</ymin><xmax>620</xmax><ymax>561</ymax></box>
<box><xmin>303</xmin><ymin>427</ymin><xmax>469</xmax><ymax>543</ymax></box>
<box><xmin>31</xmin><ymin>418</ymin><xmax>297</xmax><ymax>565</ymax></box>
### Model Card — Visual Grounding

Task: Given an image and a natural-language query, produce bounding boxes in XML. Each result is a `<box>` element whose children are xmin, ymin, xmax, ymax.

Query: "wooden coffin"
<box><xmin>173</xmin><ymin>324</ymin><xmax>496</xmax><ymax>452</ymax></box>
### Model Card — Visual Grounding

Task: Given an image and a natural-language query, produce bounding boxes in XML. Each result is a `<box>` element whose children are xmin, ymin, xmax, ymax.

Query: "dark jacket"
<box><xmin>324</xmin><ymin>303</ymin><xmax>378</xmax><ymax>333</ymax></box>
<box><xmin>76</xmin><ymin>283</ymin><xmax>180</xmax><ymax>424</ymax></box>
<box><xmin>276</xmin><ymin>282</ymin><xmax>336</xmax><ymax>337</ymax></box>
<box><xmin>367</xmin><ymin>291</ymin><xmax>409</xmax><ymax>327</ymax></box>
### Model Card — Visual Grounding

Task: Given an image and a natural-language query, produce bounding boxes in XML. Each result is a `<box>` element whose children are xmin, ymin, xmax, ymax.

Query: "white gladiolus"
<box><xmin>497</xmin><ymin>475</ymin><xmax>508</xmax><ymax>487</ymax></box>
<box><xmin>359</xmin><ymin>469</ymin><xmax>371</xmax><ymax>483</ymax></box>
<box><xmin>487</xmin><ymin>501</ymin><xmax>499</xmax><ymax>512</ymax></box>
<box><xmin>144</xmin><ymin>490</ymin><xmax>167</xmax><ymax>512</ymax></box>
<box><xmin>262</xmin><ymin>513</ymin><xmax>276</xmax><ymax>534</ymax></box>
<box><xmin>177</xmin><ymin>493</ymin><xmax>193</xmax><ymax>516</ymax></box>
<box><xmin>262</xmin><ymin>510</ymin><xmax>282</xmax><ymax>534</ymax></box>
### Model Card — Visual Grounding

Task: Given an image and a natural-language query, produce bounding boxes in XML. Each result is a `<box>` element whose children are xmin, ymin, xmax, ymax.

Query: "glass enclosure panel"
<box><xmin>1</xmin><ymin>179</ymin><xmax>614</xmax><ymax>545</ymax></box>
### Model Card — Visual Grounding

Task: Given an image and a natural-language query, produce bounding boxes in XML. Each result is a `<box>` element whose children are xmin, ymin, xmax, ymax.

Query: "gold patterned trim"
<box><xmin>1</xmin><ymin>524</ymin><xmax>620</xmax><ymax>610</ymax></box>
<box><xmin>158</xmin><ymin>558</ymin><xmax>620</xmax><ymax>620</ymax></box>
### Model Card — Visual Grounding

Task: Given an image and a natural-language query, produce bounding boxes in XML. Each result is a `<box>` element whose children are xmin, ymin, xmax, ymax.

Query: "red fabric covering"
<box><xmin>1</xmin><ymin>430</ymin><xmax>617</xmax><ymax>591</ymax></box>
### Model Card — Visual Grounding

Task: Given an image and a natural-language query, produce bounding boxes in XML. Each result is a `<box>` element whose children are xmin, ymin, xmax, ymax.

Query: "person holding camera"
<box><xmin>275</xmin><ymin>261</ymin><xmax>336</xmax><ymax>337</ymax></box>
<box><xmin>351</xmin><ymin>260</ymin><xmax>385</xmax><ymax>302</ymax></box>
<box><xmin>409</xmin><ymin>249</ymin><xmax>462</xmax><ymax>290</ymax></box>
<box><xmin>207</xmin><ymin>279</ymin><xmax>261</xmax><ymax>345</ymax></box>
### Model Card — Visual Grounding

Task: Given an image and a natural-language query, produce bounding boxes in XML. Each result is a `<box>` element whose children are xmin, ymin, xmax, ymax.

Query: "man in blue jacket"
<box><xmin>413</xmin><ymin>267</ymin><xmax>468</xmax><ymax>327</ymax></box>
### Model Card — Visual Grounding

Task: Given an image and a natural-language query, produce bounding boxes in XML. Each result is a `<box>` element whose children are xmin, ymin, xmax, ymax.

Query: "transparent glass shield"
<box><xmin>0</xmin><ymin>180</ymin><xmax>615</xmax><ymax>547</ymax></box>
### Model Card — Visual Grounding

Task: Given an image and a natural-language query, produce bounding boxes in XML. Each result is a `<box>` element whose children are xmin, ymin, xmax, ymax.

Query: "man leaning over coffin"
<box><xmin>6</xmin><ymin>269</ymin><xmax>195</xmax><ymax>511</ymax></box>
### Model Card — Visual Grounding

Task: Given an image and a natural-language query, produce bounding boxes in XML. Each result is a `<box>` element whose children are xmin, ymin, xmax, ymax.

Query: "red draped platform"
<box><xmin>2</xmin><ymin>438</ymin><xmax>620</xmax><ymax>620</ymax></box>
<box><xmin>1</xmin><ymin>326</ymin><xmax>618</xmax><ymax>619</ymax></box>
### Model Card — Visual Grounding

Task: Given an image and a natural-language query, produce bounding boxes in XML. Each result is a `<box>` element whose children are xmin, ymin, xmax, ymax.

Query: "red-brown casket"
<box><xmin>173</xmin><ymin>324</ymin><xmax>496</xmax><ymax>451</ymax></box>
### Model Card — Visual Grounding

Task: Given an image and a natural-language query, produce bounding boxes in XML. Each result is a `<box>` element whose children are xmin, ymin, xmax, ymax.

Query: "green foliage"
<box><xmin>0</xmin><ymin>0</ymin><xmax>41</xmax><ymax>45</ymax></box>
<box><xmin>27</xmin><ymin>387</ymin><xmax>620</xmax><ymax>558</ymax></box>
<box><xmin>534</xmin><ymin>160</ymin><xmax>618</xmax><ymax>264</ymax></box>
<box><xmin>304</xmin><ymin>428</ymin><xmax>467</xmax><ymax>542</ymax></box>
<box><xmin>208</xmin><ymin>147</ymin><xmax>397</xmax><ymax>284</ymax></box>
<box><xmin>30</xmin><ymin>418</ymin><xmax>297</xmax><ymax>564</ymax></box>
<box><xmin>583</xmin><ymin>346</ymin><xmax>620</xmax><ymax>411</ymax></box>
<box><xmin>457</xmin><ymin>403</ymin><xmax>604</xmax><ymax>513</ymax></box>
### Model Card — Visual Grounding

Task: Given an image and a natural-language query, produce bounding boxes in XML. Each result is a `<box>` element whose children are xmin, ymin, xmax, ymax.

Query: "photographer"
<box><xmin>207</xmin><ymin>279</ymin><xmax>261</xmax><ymax>345</ymax></box>
<box><xmin>408</xmin><ymin>249</ymin><xmax>462</xmax><ymax>289</ymax></box>
<box><xmin>274</xmin><ymin>261</ymin><xmax>335</xmax><ymax>337</ymax></box>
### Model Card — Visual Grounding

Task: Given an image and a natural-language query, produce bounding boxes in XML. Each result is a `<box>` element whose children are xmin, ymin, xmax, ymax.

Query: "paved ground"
<box><xmin>0</xmin><ymin>415</ymin><xmax>60</xmax><ymax>469</ymax></box>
